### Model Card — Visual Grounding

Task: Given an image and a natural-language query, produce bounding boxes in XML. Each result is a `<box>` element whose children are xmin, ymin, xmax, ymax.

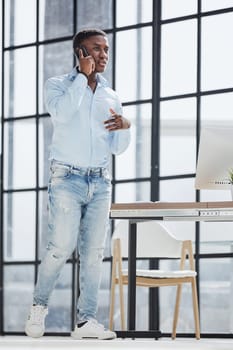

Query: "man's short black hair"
<box><xmin>73</xmin><ymin>28</ymin><xmax>107</xmax><ymax>51</ymax></box>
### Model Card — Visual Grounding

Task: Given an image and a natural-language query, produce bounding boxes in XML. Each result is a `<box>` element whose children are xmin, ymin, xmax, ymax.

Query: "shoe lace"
<box><xmin>30</xmin><ymin>306</ymin><xmax>46</xmax><ymax>324</ymax></box>
<box><xmin>89</xmin><ymin>319</ymin><xmax>105</xmax><ymax>330</ymax></box>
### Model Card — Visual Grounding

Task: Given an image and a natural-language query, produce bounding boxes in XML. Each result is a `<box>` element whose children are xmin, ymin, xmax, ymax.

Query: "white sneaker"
<box><xmin>25</xmin><ymin>305</ymin><xmax>48</xmax><ymax>338</ymax></box>
<box><xmin>71</xmin><ymin>320</ymin><xmax>117</xmax><ymax>340</ymax></box>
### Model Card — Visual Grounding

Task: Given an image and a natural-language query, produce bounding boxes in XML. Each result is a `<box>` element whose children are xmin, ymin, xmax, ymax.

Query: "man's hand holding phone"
<box><xmin>104</xmin><ymin>108</ymin><xmax>131</xmax><ymax>131</ymax></box>
<box><xmin>78</xmin><ymin>46</ymin><xmax>95</xmax><ymax>77</ymax></box>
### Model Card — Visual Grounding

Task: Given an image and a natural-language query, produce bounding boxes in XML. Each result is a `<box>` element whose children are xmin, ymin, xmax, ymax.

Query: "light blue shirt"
<box><xmin>45</xmin><ymin>67</ymin><xmax>130</xmax><ymax>169</ymax></box>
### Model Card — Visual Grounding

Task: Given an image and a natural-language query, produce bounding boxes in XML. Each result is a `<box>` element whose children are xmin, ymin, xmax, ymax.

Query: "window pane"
<box><xmin>39</xmin><ymin>190</ymin><xmax>48</xmax><ymax>260</ymax></box>
<box><xmin>200</xmin><ymin>258</ymin><xmax>233</xmax><ymax>333</ymax></box>
<box><xmin>202</xmin><ymin>13</ymin><xmax>233</xmax><ymax>91</ymax></box>
<box><xmin>4</xmin><ymin>0</ymin><xmax>36</xmax><ymax>46</ymax></box>
<box><xmin>39</xmin><ymin>0</ymin><xmax>73</xmax><ymax>41</ymax></box>
<box><xmin>200</xmin><ymin>222</ymin><xmax>233</xmax><ymax>254</ymax></box>
<box><xmin>39</xmin><ymin>117</ymin><xmax>52</xmax><ymax>187</ymax></box>
<box><xmin>161</xmin><ymin>20</ymin><xmax>197</xmax><ymax>96</ymax></box>
<box><xmin>101</xmin><ymin>33</ymin><xmax>113</xmax><ymax>87</ymax></box>
<box><xmin>116</xmin><ymin>0</ymin><xmax>152</xmax><ymax>27</ymax></box>
<box><xmin>160</xmin><ymin>98</ymin><xmax>196</xmax><ymax>176</ymax></box>
<box><xmin>160</xmin><ymin>178</ymin><xmax>196</xmax><ymax>202</ymax></box>
<box><xmin>161</xmin><ymin>98</ymin><xmax>197</xmax><ymax>121</ymax></box>
<box><xmin>77</xmin><ymin>0</ymin><xmax>113</xmax><ymax>29</ymax></box>
<box><xmin>4</xmin><ymin>192</ymin><xmax>36</xmax><ymax>261</ymax></box>
<box><xmin>4</xmin><ymin>120</ymin><xmax>36</xmax><ymax>190</ymax></box>
<box><xmin>162</xmin><ymin>0</ymin><xmax>197</xmax><ymax>20</ymax></box>
<box><xmin>202</xmin><ymin>0</ymin><xmax>233</xmax><ymax>12</ymax></box>
<box><xmin>39</xmin><ymin>41</ymin><xmax>73</xmax><ymax>114</ymax></box>
<box><xmin>4</xmin><ymin>48</ymin><xmax>36</xmax><ymax>117</ymax></box>
<box><xmin>116</xmin><ymin>27</ymin><xmax>152</xmax><ymax>102</ymax></box>
<box><xmin>201</xmin><ymin>93</ymin><xmax>233</xmax><ymax>125</ymax></box>
<box><xmin>4</xmin><ymin>265</ymin><xmax>34</xmax><ymax>331</ymax></box>
<box><xmin>115</xmin><ymin>182</ymin><xmax>150</xmax><ymax>202</ymax></box>
<box><xmin>115</xmin><ymin>104</ymin><xmax>151</xmax><ymax>180</ymax></box>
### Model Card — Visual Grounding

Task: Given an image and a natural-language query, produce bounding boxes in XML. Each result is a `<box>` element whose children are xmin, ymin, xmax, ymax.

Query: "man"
<box><xmin>25</xmin><ymin>28</ymin><xmax>131</xmax><ymax>340</ymax></box>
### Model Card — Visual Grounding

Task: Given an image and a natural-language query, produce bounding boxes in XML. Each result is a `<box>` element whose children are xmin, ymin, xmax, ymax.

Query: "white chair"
<box><xmin>109</xmin><ymin>220</ymin><xmax>200</xmax><ymax>339</ymax></box>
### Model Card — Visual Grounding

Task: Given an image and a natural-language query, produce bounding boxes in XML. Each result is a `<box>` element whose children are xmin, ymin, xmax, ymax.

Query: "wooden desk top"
<box><xmin>111</xmin><ymin>201</ymin><xmax>233</xmax><ymax>210</ymax></box>
<box><xmin>110</xmin><ymin>201</ymin><xmax>233</xmax><ymax>221</ymax></box>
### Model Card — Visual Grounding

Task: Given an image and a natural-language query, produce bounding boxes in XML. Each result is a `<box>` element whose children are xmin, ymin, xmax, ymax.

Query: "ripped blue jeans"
<box><xmin>33</xmin><ymin>160</ymin><xmax>112</xmax><ymax>322</ymax></box>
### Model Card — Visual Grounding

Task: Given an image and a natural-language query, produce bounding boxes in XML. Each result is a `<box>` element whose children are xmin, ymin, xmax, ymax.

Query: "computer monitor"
<box><xmin>195</xmin><ymin>126</ymin><xmax>233</xmax><ymax>190</ymax></box>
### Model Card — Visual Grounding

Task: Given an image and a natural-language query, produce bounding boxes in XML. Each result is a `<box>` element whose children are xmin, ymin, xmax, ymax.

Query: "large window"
<box><xmin>1</xmin><ymin>0</ymin><xmax>233</xmax><ymax>337</ymax></box>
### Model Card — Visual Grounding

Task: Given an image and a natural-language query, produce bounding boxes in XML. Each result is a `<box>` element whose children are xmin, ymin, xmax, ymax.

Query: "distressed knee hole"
<box><xmin>60</xmin><ymin>206</ymin><xmax>71</xmax><ymax>214</ymax></box>
<box><xmin>81</xmin><ymin>248</ymin><xmax>104</xmax><ymax>266</ymax></box>
<box><xmin>47</xmin><ymin>242</ymin><xmax>70</xmax><ymax>260</ymax></box>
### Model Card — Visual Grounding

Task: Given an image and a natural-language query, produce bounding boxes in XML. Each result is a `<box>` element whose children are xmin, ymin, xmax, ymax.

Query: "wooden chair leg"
<box><xmin>117</xmin><ymin>240</ymin><xmax>126</xmax><ymax>330</ymax></box>
<box><xmin>109</xmin><ymin>279</ymin><xmax>115</xmax><ymax>330</ymax></box>
<box><xmin>109</xmin><ymin>247</ymin><xmax>117</xmax><ymax>330</ymax></box>
<box><xmin>109</xmin><ymin>239</ymin><xmax>126</xmax><ymax>331</ymax></box>
<box><xmin>172</xmin><ymin>284</ymin><xmax>182</xmax><ymax>339</ymax></box>
<box><xmin>119</xmin><ymin>277</ymin><xmax>125</xmax><ymax>330</ymax></box>
<box><xmin>191</xmin><ymin>278</ymin><xmax>200</xmax><ymax>340</ymax></box>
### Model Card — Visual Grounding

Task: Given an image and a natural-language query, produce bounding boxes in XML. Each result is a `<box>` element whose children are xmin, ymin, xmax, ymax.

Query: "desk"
<box><xmin>110</xmin><ymin>201</ymin><xmax>233</xmax><ymax>337</ymax></box>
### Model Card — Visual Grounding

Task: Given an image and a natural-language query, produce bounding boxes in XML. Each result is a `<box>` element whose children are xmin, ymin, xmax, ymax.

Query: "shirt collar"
<box><xmin>67</xmin><ymin>67</ymin><xmax>79</xmax><ymax>81</ymax></box>
<box><xmin>67</xmin><ymin>67</ymin><xmax>109</xmax><ymax>87</ymax></box>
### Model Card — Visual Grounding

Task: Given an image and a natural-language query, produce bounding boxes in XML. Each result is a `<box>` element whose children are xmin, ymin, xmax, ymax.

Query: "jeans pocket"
<box><xmin>50</xmin><ymin>165</ymin><xmax>71</xmax><ymax>180</ymax></box>
<box><xmin>103</xmin><ymin>172</ymin><xmax>112</xmax><ymax>185</ymax></box>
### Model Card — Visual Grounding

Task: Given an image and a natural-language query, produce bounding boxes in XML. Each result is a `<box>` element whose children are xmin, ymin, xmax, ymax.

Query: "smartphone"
<box><xmin>79</xmin><ymin>45</ymin><xmax>89</xmax><ymax>57</ymax></box>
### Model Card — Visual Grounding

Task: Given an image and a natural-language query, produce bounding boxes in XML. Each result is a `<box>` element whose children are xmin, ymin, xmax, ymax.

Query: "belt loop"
<box><xmin>100</xmin><ymin>168</ymin><xmax>103</xmax><ymax>177</ymax></box>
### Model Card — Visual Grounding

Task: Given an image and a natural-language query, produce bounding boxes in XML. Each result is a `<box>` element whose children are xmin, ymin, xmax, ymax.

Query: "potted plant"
<box><xmin>229</xmin><ymin>169</ymin><xmax>233</xmax><ymax>183</ymax></box>
<box><xmin>228</xmin><ymin>168</ymin><xmax>233</xmax><ymax>200</ymax></box>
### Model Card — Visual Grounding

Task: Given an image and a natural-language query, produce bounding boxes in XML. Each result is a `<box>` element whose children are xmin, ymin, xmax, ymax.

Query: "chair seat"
<box><xmin>122</xmin><ymin>269</ymin><xmax>197</xmax><ymax>278</ymax></box>
<box><xmin>109</xmin><ymin>225</ymin><xmax>200</xmax><ymax>339</ymax></box>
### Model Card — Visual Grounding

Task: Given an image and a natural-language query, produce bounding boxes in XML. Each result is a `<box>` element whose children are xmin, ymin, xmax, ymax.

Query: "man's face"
<box><xmin>79</xmin><ymin>35</ymin><xmax>109</xmax><ymax>73</ymax></box>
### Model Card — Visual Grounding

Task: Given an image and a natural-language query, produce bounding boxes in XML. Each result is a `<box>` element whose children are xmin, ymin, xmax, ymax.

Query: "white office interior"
<box><xmin>1</xmin><ymin>0</ymin><xmax>233</xmax><ymax>349</ymax></box>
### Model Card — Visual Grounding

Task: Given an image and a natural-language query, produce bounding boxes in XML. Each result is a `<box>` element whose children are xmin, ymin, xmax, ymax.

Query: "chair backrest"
<box><xmin>112</xmin><ymin>220</ymin><xmax>183</xmax><ymax>258</ymax></box>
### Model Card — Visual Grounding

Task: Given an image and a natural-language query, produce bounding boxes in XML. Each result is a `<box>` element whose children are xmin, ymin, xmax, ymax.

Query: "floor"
<box><xmin>0</xmin><ymin>337</ymin><xmax>233</xmax><ymax>350</ymax></box>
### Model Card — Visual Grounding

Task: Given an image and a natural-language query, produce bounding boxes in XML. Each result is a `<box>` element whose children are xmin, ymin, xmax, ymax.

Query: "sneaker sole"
<box><xmin>25</xmin><ymin>326</ymin><xmax>44</xmax><ymax>338</ymax></box>
<box><xmin>71</xmin><ymin>332</ymin><xmax>116</xmax><ymax>340</ymax></box>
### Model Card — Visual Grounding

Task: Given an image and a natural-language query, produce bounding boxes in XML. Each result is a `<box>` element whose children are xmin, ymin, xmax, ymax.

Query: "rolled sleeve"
<box><xmin>110</xmin><ymin>129</ymin><xmax>131</xmax><ymax>155</ymax></box>
<box><xmin>45</xmin><ymin>73</ymin><xmax>88</xmax><ymax>123</ymax></box>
